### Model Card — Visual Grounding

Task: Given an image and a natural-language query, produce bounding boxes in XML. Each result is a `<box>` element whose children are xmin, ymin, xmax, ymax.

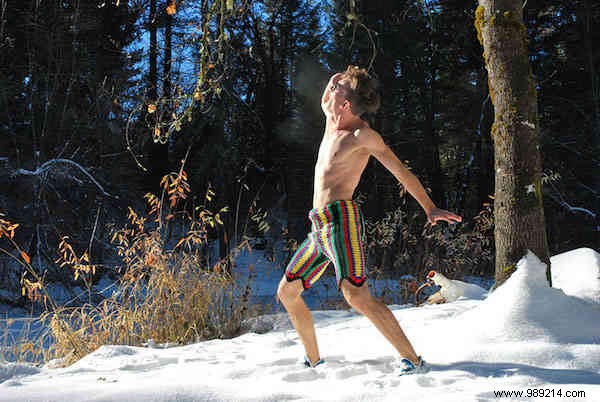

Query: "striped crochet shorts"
<box><xmin>285</xmin><ymin>200</ymin><xmax>367</xmax><ymax>290</ymax></box>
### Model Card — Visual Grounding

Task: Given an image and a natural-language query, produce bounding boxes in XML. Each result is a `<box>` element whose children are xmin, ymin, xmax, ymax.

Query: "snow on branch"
<box><xmin>547</xmin><ymin>193</ymin><xmax>597</xmax><ymax>223</ymax></box>
<box><xmin>13</xmin><ymin>158</ymin><xmax>111</xmax><ymax>197</ymax></box>
<box><xmin>558</xmin><ymin>201</ymin><xmax>597</xmax><ymax>219</ymax></box>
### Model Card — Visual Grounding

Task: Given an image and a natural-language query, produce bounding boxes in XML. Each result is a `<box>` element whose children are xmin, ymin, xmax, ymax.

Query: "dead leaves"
<box><xmin>55</xmin><ymin>236</ymin><xmax>97</xmax><ymax>282</ymax></box>
<box><xmin>166</xmin><ymin>0</ymin><xmax>176</xmax><ymax>16</ymax></box>
<box><xmin>0</xmin><ymin>216</ymin><xmax>19</xmax><ymax>240</ymax></box>
<box><xmin>21</xmin><ymin>251</ymin><xmax>31</xmax><ymax>264</ymax></box>
<box><xmin>21</xmin><ymin>277</ymin><xmax>42</xmax><ymax>302</ymax></box>
<box><xmin>160</xmin><ymin>169</ymin><xmax>191</xmax><ymax>209</ymax></box>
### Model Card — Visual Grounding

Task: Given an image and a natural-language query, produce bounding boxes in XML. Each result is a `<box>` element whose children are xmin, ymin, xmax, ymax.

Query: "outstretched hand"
<box><xmin>426</xmin><ymin>207</ymin><xmax>462</xmax><ymax>226</ymax></box>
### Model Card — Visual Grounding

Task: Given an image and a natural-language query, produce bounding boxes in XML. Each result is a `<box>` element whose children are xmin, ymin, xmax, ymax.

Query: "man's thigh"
<box><xmin>285</xmin><ymin>235</ymin><xmax>330</xmax><ymax>290</ymax></box>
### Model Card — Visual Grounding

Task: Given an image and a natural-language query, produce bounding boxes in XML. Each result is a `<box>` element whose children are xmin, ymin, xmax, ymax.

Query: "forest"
<box><xmin>0</xmin><ymin>0</ymin><xmax>598</xmax><ymax>310</ymax></box>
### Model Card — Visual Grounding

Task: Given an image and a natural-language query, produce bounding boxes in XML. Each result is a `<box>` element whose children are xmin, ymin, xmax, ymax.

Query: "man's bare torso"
<box><xmin>313</xmin><ymin>124</ymin><xmax>370</xmax><ymax>208</ymax></box>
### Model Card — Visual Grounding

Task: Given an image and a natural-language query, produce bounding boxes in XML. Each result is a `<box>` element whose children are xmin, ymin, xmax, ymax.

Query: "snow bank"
<box><xmin>0</xmin><ymin>361</ymin><xmax>40</xmax><ymax>385</ymax></box>
<box><xmin>429</xmin><ymin>250</ymin><xmax>600</xmax><ymax>370</ymax></box>
<box><xmin>457</xmin><ymin>250</ymin><xmax>599</xmax><ymax>343</ymax></box>
<box><xmin>551</xmin><ymin>247</ymin><xmax>600</xmax><ymax>304</ymax></box>
<box><xmin>0</xmin><ymin>248</ymin><xmax>599</xmax><ymax>401</ymax></box>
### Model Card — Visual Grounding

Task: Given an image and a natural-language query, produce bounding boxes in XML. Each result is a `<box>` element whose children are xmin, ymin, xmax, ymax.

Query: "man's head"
<box><xmin>335</xmin><ymin>65</ymin><xmax>380</xmax><ymax>116</ymax></box>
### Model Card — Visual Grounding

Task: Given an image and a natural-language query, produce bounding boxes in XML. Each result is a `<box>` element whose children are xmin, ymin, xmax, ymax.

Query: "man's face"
<box><xmin>328</xmin><ymin>77</ymin><xmax>353</xmax><ymax>113</ymax></box>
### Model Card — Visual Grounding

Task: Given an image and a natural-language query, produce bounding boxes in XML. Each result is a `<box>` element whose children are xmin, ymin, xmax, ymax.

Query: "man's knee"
<box><xmin>277</xmin><ymin>277</ymin><xmax>304</xmax><ymax>304</ymax></box>
<box><xmin>341</xmin><ymin>280</ymin><xmax>372</xmax><ymax>314</ymax></box>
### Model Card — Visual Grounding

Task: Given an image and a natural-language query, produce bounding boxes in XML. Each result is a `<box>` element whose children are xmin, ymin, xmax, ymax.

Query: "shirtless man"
<box><xmin>276</xmin><ymin>66</ymin><xmax>462</xmax><ymax>375</ymax></box>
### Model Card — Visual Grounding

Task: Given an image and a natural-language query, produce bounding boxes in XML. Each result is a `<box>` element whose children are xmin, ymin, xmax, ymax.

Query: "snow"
<box><xmin>550</xmin><ymin>248</ymin><xmax>600</xmax><ymax>304</ymax></box>
<box><xmin>427</xmin><ymin>271</ymin><xmax>488</xmax><ymax>302</ymax></box>
<box><xmin>0</xmin><ymin>362</ymin><xmax>41</xmax><ymax>384</ymax></box>
<box><xmin>1</xmin><ymin>248</ymin><xmax>599</xmax><ymax>401</ymax></box>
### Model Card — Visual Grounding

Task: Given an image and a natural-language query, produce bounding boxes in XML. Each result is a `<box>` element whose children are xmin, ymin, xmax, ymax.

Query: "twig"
<box><xmin>88</xmin><ymin>206</ymin><xmax>101</xmax><ymax>260</ymax></box>
<box><xmin>125</xmin><ymin>103</ymin><xmax>147</xmax><ymax>172</ymax></box>
<box><xmin>13</xmin><ymin>158</ymin><xmax>111</xmax><ymax>197</ymax></box>
<box><xmin>545</xmin><ymin>181</ymin><xmax>597</xmax><ymax>219</ymax></box>
<box><xmin>360</xmin><ymin>23</ymin><xmax>377</xmax><ymax>72</ymax></box>
<box><xmin>346</xmin><ymin>18</ymin><xmax>378</xmax><ymax>72</ymax></box>
<box><xmin>158</xmin><ymin>143</ymin><xmax>192</xmax><ymax>231</ymax></box>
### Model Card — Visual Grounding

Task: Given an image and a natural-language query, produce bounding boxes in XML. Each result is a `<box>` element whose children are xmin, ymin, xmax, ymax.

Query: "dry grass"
<box><xmin>0</xmin><ymin>315</ymin><xmax>55</xmax><ymax>364</ymax></box>
<box><xmin>1</xmin><ymin>164</ymin><xmax>257</xmax><ymax>366</ymax></box>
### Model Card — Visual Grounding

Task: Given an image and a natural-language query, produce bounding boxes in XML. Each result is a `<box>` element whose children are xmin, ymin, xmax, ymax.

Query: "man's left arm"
<box><xmin>359</xmin><ymin>128</ymin><xmax>462</xmax><ymax>226</ymax></box>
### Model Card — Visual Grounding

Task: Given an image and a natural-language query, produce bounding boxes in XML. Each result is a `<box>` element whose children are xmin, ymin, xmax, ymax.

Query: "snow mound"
<box><xmin>66</xmin><ymin>345</ymin><xmax>148</xmax><ymax>372</ymax></box>
<box><xmin>0</xmin><ymin>362</ymin><xmax>40</xmax><ymax>384</ymax></box>
<box><xmin>550</xmin><ymin>247</ymin><xmax>600</xmax><ymax>303</ymax></box>
<box><xmin>454</xmin><ymin>250</ymin><xmax>600</xmax><ymax>344</ymax></box>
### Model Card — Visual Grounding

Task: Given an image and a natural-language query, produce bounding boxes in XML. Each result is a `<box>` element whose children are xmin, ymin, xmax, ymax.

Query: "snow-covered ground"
<box><xmin>0</xmin><ymin>248</ymin><xmax>599</xmax><ymax>401</ymax></box>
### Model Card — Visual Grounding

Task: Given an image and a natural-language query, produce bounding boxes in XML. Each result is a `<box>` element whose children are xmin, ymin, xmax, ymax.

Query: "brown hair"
<box><xmin>341</xmin><ymin>65</ymin><xmax>380</xmax><ymax>115</ymax></box>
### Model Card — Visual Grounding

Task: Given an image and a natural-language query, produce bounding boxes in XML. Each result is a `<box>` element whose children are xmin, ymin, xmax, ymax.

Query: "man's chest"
<box><xmin>316</xmin><ymin>131</ymin><xmax>362</xmax><ymax>167</ymax></box>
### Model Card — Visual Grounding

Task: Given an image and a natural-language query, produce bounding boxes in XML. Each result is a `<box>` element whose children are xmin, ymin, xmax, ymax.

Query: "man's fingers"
<box><xmin>428</xmin><ymin>210</ymin><xmax>463</xmax><ymax>225</ymax></box>
<box><xmin>442</xmin><ymin>212</ymin><xmax>462</xmax><ymax>223</ymax></box>
<box><xmin>433</xmin><ymin>215</ymin><xmax>462</xmax><ymax>224</ymax></box>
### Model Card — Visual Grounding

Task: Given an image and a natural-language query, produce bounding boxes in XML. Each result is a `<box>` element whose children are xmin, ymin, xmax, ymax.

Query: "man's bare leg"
<box><xmin>341</xmin><ymin>279</ymin><xmax>419</xmax><ymax>364</ymax></box>
<box><xmin>277</xmin><ymin>277</ymin><xmax>321</xmax><ymax>365</ymax></box>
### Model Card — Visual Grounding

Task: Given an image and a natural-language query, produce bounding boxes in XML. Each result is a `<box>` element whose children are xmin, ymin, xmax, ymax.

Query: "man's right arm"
<box><xmin>359</xmin><ymin>128</ymin><xmax>462</xmax><ymax>226</ymax></box>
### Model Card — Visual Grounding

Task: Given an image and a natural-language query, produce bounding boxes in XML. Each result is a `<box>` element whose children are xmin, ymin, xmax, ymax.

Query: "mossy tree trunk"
<box><xmin>475</xmin><ymin>1</ymin><xmax>551</xmax><ymax>288</ymax></box>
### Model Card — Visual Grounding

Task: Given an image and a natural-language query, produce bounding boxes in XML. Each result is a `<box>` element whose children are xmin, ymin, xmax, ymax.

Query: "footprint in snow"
<box><xmin>226</xmin><ymin>368</ymin><xmax>255</xmax><ymax>379</ymax></box>
<box><xmin>416</xmin><ymin>376</ymin><xmax>438</xmax><ymax>387</ymax></box>
<box><xmin>275</xmin><ymin>339</ymin><xmax>297</xmax><ymax>347</ymax></box>
<box><xmin>262</xmin><ymin>358</ymin><xmax>298</xmax><ymax>367</ymax></box>
<box><xmin>356</xmin><ymin>358</ymin><xmax>396</xmax><ymax>374</ymax></box>
<box><xmin>282</xmin><ymin>370</ymin><xmax>326</xmax><ymax>382</ymax></box>
<box><xmin>120</xmin><ymin>356</ymin><xmax>178</xmax><ymax>371</ymax></box>
<box><xmin>334</xmin><ymin>365</ymin><xmax>368</xmax><ymax>379</ymax></box>
<box><xmin>364</xmin><ymin>378</ymin><xmax>401</xmax><ymax>388</ymax></box>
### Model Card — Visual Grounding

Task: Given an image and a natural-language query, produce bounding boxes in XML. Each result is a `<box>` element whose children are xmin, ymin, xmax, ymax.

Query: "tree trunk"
<box><xmin>149</xmin><ymin>0</ymin><xmax>158</xmax><ymax>101</ymax></box>
<box><xmin>475</xmin><ymin>1</ymin><xmax>551</xmax><ymax>288</ymax></box>
<box><xmin>581</xmin><ymin>0</ymin><xmax>600</xmax><ymax>138</ymax></box>
<box><xmin>579</xmin><ymin>0</ymin><xmax>600</xmax><ymax>206</ymax></box>
<box><xmin>425</xmin><ymin>34</ymin><xmax>444</xmax><ymax>209</ymax></box>
<box><xmin>477</xmin><ymin>92</ymin><xmax>494</xmax><ymax>209</ymax></box>
<box><xmin>147</xmin><ymin>0</ymin><xmax>170</xmax><ymax>188</ymax></box>
<box><xmin>163</xmin><ymin>0</ymin><xmax>173</xmax><ymax>104</ymax></box>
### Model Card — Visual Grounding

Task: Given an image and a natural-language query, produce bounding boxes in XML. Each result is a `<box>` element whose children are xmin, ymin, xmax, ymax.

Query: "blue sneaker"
<box><xmin>303</xmin><ymin>356</ymin><xmax>325</xmax><ymax>368</ymax></box>
<box><xmin>399</xmin><ymin>356</ymin><xmax>429</xmax><ymax>376</ymax></box>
